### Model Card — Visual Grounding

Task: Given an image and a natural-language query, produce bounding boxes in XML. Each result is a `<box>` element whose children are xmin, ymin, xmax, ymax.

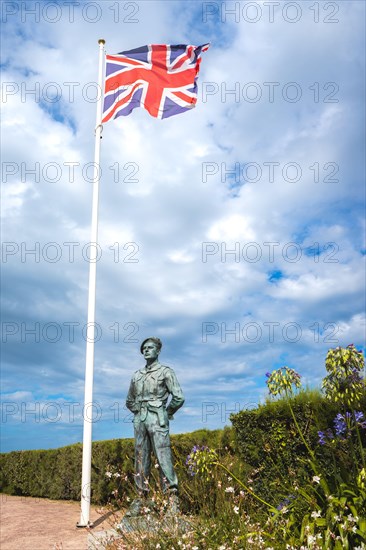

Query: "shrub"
<box><xmin>0</xmin><ymin>429</ymin><xmax>227</xmax><ymax>504</ymax></box>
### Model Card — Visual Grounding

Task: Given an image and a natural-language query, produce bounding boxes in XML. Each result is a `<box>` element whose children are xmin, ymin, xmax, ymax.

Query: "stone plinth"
<box><xmin>87</xmin><ymin>515</ymin><xmax>193</xmax><ymax>549</ymax></box>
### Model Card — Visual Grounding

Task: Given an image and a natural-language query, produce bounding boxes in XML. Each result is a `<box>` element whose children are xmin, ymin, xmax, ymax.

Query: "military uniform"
<box><xmin>126</xmin><ymin>359</ymin><xmax>185</xmax><ymax>495</ymax></box>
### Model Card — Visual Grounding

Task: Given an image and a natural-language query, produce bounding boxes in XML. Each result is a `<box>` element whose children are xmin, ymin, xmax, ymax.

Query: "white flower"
<box><xmin>333</xmin><ymin>514</ymin><xmax>341</xmax><ymax>522</ymax></box>
<box><xmin>312</xmin><ymin>475</ymin><xmax>321</xmax><ymax>484</ymax></box>
<box><xmin>154</xmin><ymin>463</ymin><xmax>159</xmax><ymax>469</ymax></box>
<box><xmin>156</xmin><ymin>545</ymin><xmax>161</xmax><ymax>549</ymax></box>
<box><xmin>233</xmin><ymin>506</ymin><xmax>239</xmax><ymax>514</ymax></box>
<box><xmin>225</xmin><ymin>486</ymin><xmax>235</xmax><ymax>493</ymax></box>
<box><xmin>105</xmin><ymin>471</ymin><xmax>112</xmax><ymax>478</ymax></box>
<box><xmin>114</xmin><ymin>472</ymin><xmax>121</xmax><ymax>478</ymax></box>
<box><xmin>311</xmin><ymin>510</ymin><xmax>321</xmax><ymax>518</ymax></box>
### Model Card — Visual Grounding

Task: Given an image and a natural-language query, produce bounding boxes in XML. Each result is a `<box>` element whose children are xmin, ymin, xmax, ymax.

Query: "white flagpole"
<box><xmin>77</xmin><ymin>38</ymin><xmax>105</xmax><ymax>528</ymax></box>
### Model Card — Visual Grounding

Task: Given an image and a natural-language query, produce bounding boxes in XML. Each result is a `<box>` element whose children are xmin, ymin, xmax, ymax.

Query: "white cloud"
<box><xmin>207</xmin><ymin>214</ymin><xmax>256</xmax><ymax>241</ymax></box>
<box><xmin>1</xmin><ymin>0</ymin><xmax>365</xmax><ymax>452</ymax></box>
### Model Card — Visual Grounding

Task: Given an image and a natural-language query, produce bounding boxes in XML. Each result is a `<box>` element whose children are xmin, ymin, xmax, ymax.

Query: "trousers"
<box><xmin>133</xmin><ymin>410</ymin><xmax>178</xmax><ymax>494</ymax></box>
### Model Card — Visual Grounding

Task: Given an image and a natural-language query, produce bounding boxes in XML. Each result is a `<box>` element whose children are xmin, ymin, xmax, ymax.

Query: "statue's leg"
<box><xmin>134</xmin><ymin>419</ymin><xmax>151</xmax><ymax>495</ymax></box>
<box><xmin>149</xmin><ymin>421</ymin><xmax>178</xmax><ymax>493</ymax></box>
<box><xmin>126</xmin><ymin>420</ymin><xmax>152</xmax><ymax>517</ymax></box>
<box><xmin>144</xmin><ymin>414</ymin><xmax>181</xmax><ymax>516</ymax></box>
<box><xmin>152</xmin><ymin>427</ymin><xmax>181</xmax><ymax>515</ymax></box>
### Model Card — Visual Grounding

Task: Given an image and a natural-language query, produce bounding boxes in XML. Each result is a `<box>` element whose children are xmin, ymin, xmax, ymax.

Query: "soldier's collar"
<box><xmin>142</xmin><ymin>360</ymin><xmax>161</xmax><ymax>373</ymax></box>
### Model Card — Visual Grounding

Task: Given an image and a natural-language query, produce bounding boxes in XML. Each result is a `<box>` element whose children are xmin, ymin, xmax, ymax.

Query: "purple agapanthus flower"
<box><xmin>354</xmin><ymin>411</ymin><xmax>364</xmax><ymax>423</ymax></box>
<box><xmin>276</xmin><ymin>494</ymin><xmax>296</xmax><ymax>510</ymax></box>
<box><xmin>333</xmin><ymin>413</ymin><xmax>351</xmax><ymax>437</ymax></box>
<box><xmin>354</xmin><ymin>411</ymin><xmax>366</xmax><ymax>429</ymax></box>
<box><xmin>319</xmin><ymin>409</ymin><xmax>366</xmax><ymax>446</ymax></box>
<box><xmin>318</xmin><ymin>429</ymin><xmax>334</xmax><ymax>445</ymax></box>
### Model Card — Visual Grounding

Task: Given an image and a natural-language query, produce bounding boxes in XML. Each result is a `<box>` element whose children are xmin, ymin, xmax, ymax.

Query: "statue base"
<box><xmin>87</xmin><ymin>514</ymin><xmax>193</xmax><ymax>549</ymax></box>
<box><xmin>117</xmin><ymin>514</ymin><xmax>193</xmax><ymax>534</ymax></box>
<box><xmin>87</xmin><ymin>528</ymin><xmax>120</xmax><ymax>550</ymax></box>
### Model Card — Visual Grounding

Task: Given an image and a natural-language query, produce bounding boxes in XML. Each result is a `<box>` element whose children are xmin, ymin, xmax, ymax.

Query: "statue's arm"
<box><xmin>165</xmin><ymin>368</ymin><xmax>185</xmax><ymax>418</ymax></box>
<box><xmin>126</xmin><ymin>377</ymin><xmax>139</xmax><ymax>413</ymax></box>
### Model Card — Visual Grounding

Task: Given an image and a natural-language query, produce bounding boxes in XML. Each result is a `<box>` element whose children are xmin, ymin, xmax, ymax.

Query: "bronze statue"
<box><xmin>125</xmin><ymin>337</ymin><xmax>185</xmax><ymax>516</ymax></box>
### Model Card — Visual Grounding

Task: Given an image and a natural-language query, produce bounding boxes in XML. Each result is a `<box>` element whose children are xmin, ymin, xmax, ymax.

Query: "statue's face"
<box><xmin>142</xmin><ymin>340</ymin><xmax>160</xmax><ymax>361</ymax></box>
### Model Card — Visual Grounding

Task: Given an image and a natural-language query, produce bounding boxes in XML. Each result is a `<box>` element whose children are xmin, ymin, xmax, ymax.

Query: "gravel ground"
<box><xmin>0</xmin><ymin>494</ymin><xmax>122</xmax><ymax>550</ymax></box>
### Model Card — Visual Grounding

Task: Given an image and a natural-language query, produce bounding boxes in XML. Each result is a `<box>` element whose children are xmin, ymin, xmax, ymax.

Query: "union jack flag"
<box><xmin>102</xmin><ymin>43</ymin><xmax>210</xmax><ymax>122</ymax></box>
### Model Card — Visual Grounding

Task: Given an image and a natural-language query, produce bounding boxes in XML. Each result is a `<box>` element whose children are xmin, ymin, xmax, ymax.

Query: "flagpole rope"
<box><xmin>94</xmin><ymin>123</ymin><xmax>103</xmax><ymax>136</ymax></box>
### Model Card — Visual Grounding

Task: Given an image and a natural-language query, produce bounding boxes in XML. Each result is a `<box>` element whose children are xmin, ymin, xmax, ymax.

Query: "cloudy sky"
<box><xmin>1</xmin><ymin>0</ymin><xmax>365</xmax><ymax>453</ymax></box>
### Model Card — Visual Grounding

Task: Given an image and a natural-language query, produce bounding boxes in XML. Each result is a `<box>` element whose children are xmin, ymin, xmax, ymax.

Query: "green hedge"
<box><xmin>0</xmin><ymin>429</ymin><xmax>227</xmax><ymax>504</ymax></box>
<box><xmin>230</xmin><ymin>389</ymin><xmax>366</xmax><ymax>503</ymax></box>
<box><xmin>2</xmin><ymin>393</ymin><xmax>364</xmax><ymax>508</ymax></box>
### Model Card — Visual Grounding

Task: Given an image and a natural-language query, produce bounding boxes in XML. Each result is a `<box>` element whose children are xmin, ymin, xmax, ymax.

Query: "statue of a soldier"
<box><xmin>125</xmin><ymin>337</ymin><xmax>185</xmax><ymax>517</ymax></box>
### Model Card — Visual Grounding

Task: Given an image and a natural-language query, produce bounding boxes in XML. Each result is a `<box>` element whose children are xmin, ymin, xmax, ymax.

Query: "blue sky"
<box><xmin>1</xmin><ymin>0</ymin><xmax>365</xmax><ymax>453</ymax></box>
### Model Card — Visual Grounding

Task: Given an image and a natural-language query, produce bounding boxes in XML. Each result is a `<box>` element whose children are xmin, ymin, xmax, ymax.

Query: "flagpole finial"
<box><xmin>98</xmin><ymin>39</ymin><xmax>105</xmax><ymax>45</ymax></box>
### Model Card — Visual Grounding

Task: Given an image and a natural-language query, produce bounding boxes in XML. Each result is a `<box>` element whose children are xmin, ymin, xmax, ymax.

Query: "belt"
<box><xmin>138</xmin><ymin>400</ymin><xmax>167</xmax><ymax>426</ymax></box>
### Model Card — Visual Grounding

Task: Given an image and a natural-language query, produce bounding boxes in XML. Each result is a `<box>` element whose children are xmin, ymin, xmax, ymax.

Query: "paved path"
<box><xmin>0</xmin><ymin>494</ymin><xmax>122</xmax><ymax>550</ymax></box>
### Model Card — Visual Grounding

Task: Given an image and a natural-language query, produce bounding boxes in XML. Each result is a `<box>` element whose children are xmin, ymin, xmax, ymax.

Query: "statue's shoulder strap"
<box><xmin>160</xmin><ymin>364</ymin><xmax>171</xmax><ymax>371</ymax></box>
<box><xmin>161</xmin><ymin>365</ymin><xmax>176</xmax><ymax>378</ymax></box>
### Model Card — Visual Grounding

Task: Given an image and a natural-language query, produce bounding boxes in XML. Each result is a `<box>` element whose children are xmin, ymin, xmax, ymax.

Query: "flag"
<box><xmin>102</xmin><ymin>43</ymin><xmax>209</xmax><ymax>122</ymax></box>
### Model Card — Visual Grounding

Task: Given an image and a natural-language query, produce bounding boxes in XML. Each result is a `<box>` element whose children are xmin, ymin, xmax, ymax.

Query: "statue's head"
<box><xmin>140</xmin><ymin>337</ymin><xmax>162</xmax><ymax>354</ymax></box>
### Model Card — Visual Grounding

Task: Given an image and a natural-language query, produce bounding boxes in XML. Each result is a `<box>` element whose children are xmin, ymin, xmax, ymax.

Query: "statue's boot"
<box><xmin>164</xmin><ymin>493</ymin><xmax>180</xmax><ymax>517</ymax></box>
<box><xmin>145</xmin><ymin>498</ymin><xmax>157</xmax><ymax>512</ymax></box>
<box><xmin>125</xmin><ymin>497</ymin><xmax>144</xmax><ymax>517</ymax></box>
